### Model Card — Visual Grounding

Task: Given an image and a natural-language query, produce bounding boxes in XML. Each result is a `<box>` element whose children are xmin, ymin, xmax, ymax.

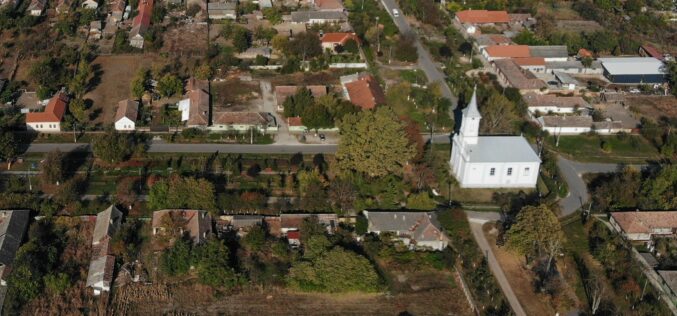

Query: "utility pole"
<box><xmin>250</xmin><ymin>128</ymin><xmax>253</xmax><ymax>144</ymax></box>
<box><xmin>376</xmin><ymin>16</ymin><xmax>381</xmax><ymax>53</ymax></box>
<box><xmin>73</xmin><ymin>122</ymin><xmax>77</xmax><ymax>143</ymax></box>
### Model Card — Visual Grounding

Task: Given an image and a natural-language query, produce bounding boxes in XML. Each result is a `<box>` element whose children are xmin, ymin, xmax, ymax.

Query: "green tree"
<box><xmin>44</xmin><ymin>273</ymin><xmax>70</xmax><ymax>295</ymax></box>
<box><xmin>287</xmin><ymin>32</ymin><xmax>323</xmax><ymax>60</ymax></box>
<box><xmin>262</xmin><ymin>7</ymin><xmax>282</xmax><ymax>24</ymax></box>
<box><xmin>336</xmin><ymin>107</ymin><xmax>416</xmax><ymax>177</ymax></box>
<box><xmin>157</xmin><ymin>74</ymin><xmax>183</xmax><ymax>98</ymax></box>
<box><xmin>666</xmin><ymin>61</ymin><xmax>677</xmax><ymax>97</ymax></box>
<box><xmin>92</xmin><ymin>130</ymin><xmax>134</xmax><ymax>163</ymax></box>
<box><xmin>194</xmin><ymin>64</ymin><xmax>214</xmax><ymax>80</ymax></box>
<box><xmin>241</xmin><ymin>224</ymin><xmax>266</xmax><ymax>252</ymax></box>
<box><xmin>506</xmin><ymin>204</ymin><xmax>564</xmax><ymax>260</ymax></box>
<box><xmin>194</xmin><ymin>239</ymin><xmax>240</xmax><ymax>288</ymax></box>
<box><xmin>40</xmin><ymin>149</ymin><xmax>65</xmax><ymax>185</ymax></box>
<box><xmin>641</xmin><ymin>164</ymin><xmax>677</xmax><ymax>209</ymax></box>
<box><xmin>148</xmin><ymin>176</ymin><xmax>217</xmax><ymax>212</ymax></box>
<box><xmin>130</xmin><ymin>68</ymin><xmax>149</xmax><ymax>99</ymax></box>
<box><xmin>406</xmin><ymin>192</ymin><xmax>436</xmax><ymax>210</ymax></box>
<box><xmin>233</xmin><ymin>28</ymin><xmax>252</xmax><ymax>52</ymax></box>
<box><xmin>0</xmin><ymin>131</ymin><xmax>17</xmax><ymax>169</ymax></box>
<box><xmin>480</xmin><ymin>92</ymin><xmax>519</xmax><ymax>134</ymax></box>
<box><xmin>287</xmin><ymin>247</ymin><xmax>380</xmax><ymax>293</ymax></box>
<box><xmin>394</xmin><ymin>34</ymin><xmax>418</xmax><ymax>63</ymax></box>
<box><xmin>69</xmin><ymin>98</ymin><xmax>88</xmax><ymax>123</ymax></box>
<box><xmin>283</xmin><ymin>87</ymin><xmax>315</xmax><ymax>117</ymax></box>
<box><xmin>160</xmin><ymin>237</ymin><xmax>192</xmax><ymax>276</ymax></box>
<box><xmin>302</xmin><ymin>102</ymin><xmax>333</xmax><ymax>131</ymax></box>
<box><xmin>303</xmin><ymin>234</ymin><xmax>331</xmax><ymax>260</ymax></box>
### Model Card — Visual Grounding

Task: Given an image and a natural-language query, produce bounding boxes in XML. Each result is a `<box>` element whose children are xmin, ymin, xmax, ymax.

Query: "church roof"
<box><xmin>465</xmin><ymin>136</ymin><xmax>540</xmax><ymax>163</ymax></box>
<box><xmin>463</xmin><ymin>87</ymin><xmax>481</xmax><ymax>119</ymax></box>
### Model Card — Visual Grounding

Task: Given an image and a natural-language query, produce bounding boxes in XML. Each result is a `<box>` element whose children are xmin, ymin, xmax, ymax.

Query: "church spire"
<box><xmin>463</xmin><ymin>86</ymin><xmax>481</xmax><ymax>119</ymax></box>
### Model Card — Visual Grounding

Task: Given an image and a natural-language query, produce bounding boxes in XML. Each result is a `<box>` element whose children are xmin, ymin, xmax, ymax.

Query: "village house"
<box><xmin>528</xmin><ymin>45</ymin><xmax>569</xmax><ymax>62</ymax></box>
<box><xmin>363</xmin><ymin>211</ymin><xmax>449</xmax><ymax>251</ymax></box>
<box><xmin>25</xmin><ymin>92</ymin><xmax>69</xmax><ymax>133</ymax></box>
<box><xmin>109</xmin><ymin>0</ymin><xmax>126</xmax><ymax>21</ymax></box>
<box><xmin>340</xmin><ymin>72</ymin><xmax>386</xmax><ymax>110</ymax></box>
<box><xmin>524</xmin><ymin>93</ymin><xmax>590</xmax><ymax>114</ymax></box>
<box><xmin>114</xmin><ymin>99</ymin><xmax>139</xmax><ymax>131</ymax></box>
<box><xmin>26</xmin><ymin>0</ymin><xmax>46</xmax><ymax>16</ymax></box>
<box><xmin>291</xmin><ymin>11</ymin><xmax>346</xmax><ymax>24</ymax></box>
<box><xmin>481</xmin><ymin>45</ymin><xmax>531</xmax><ymax>61</ymax></box>
<box><xmin>474</xmin><ymin>34</ymin><xmax>512</xmax><ymax>50</ymax></box>
<box><xmin>513</xmin><ymin>57</ymin><xmax>546</xmax><ymax>73</ymax></box>
<box><xmin>0</xmin><ymin>210</ymin><xmax>31</xmax><ymax>309</ymax></box>
<box><xmin>89</xmin><ymin>21</ymin><xmax>102</xmax><ymax>40</ymax></box>
<box><xmin>536</xmin><ymin>115</ymin><xmax>594</xmax><ymax>135</ymax></box>
<box><xmin>545</xmin><ymin>60</ymin><xmax>604</xmax><ymax>75</ymax></box>
<box><xmin>86</xmin><ymin>205</ymin><xmax>123</xmax><ymax>296</ymax></box>
<box><xmin>151</xmin><ymin>210</ymin><xmax>213</xmax><ymax>244</ymax></box>
<box><xmin>320</xmin><ymin>32</ymin><xmax>359</xmax><ymax>52</ymax></box>
<box><xmin>55</xmin><ymin>0</ymin><xmax>70</xmax><ymax>13</ymax></box>
<box><xmin>610</xmin><ymin>211</ymin><xmax>677</xmax><ymax>242</ymax></box>
<box><xmin>454</xmin><ymin>9</ymin><xmax>510</xmax><ymax>34</ymax></box>
<box><xmin>178</xmin><ymin>77</ymin><xmax>210</xmax><ymax>128</ymax></box>
<box><xmin>450</xmin><ymin>87</ymin><xmax>541</xmax><ymax>188</ymax></box>
<box><xmin>274</xmin><ymin>85</ymin><xmax>327</xmax><ymax>112</ymax></box>
<box><xmin>129</xmin><ymin>0</ymin><xmax>153</xmax><ymax>49</ymax></box>
<box><xmin>492</xmin><ymin>59</ymin><xmax>547</xmax><ymax>93</ymax></box>
<box><xmin>211</xmin><ymin>111</ymin><xmax>274</xmax><ymax>132</ymax></box>
<box><xmin>207</xmin><ymin>1</ymin><xmax>236</xmax><ymax>20</ymax></box>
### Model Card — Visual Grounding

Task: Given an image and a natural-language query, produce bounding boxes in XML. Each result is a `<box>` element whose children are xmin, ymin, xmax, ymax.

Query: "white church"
<box><xmin>450</xmin><ymin>88</ymin><xmax>541</xmax><ymax>188</ymax></box>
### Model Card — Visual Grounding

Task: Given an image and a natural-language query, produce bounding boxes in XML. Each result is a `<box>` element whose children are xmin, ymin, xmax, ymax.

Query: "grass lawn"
<box><xmin>547</xmin><ymin>134</ymin><xmax>661</xmax><ymax>163</ymax></box>
<box><xmin>399</xmin><ymin>70</ymin><xmax>427</xmax><ymax>85</ymax></box>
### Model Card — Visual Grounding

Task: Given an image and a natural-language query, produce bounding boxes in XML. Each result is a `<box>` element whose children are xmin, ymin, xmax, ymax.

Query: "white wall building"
<box><xmin>114</xmin><ymin>99</ymin><xmax>138</xmax><ymax>131</ymax></box>
<box><xmin>450</xmin><ymin>88</ymin><xmax>541</xmax><ymax>188</ymax></box>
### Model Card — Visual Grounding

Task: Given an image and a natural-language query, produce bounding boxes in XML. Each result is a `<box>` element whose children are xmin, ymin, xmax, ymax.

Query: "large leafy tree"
<box><xmin>287</xmin><ymin>247</ymin><xmax>380</xmax><ymax>293</ymax></box>
<box><xmin>480</xmin><ymin>92</ymin><xmax>519</xmax><ymax>134</ymax></box>
<box><xmin>336</xmin><ymin>107</ymin><xmax>415</xmax><ymax>178</ymax></box>
<box><xmin>506</xmin><ymin>204</ymin><xmax>564</xmax><ymax>260</ymax></box>
<box><xmin>148</xmin><ymin>176</ymin><xmax>217</xmax><ymax>212</ymax></box>
<box><xmin>0</xmin><ymin>131</ymin><xmax>17</xmax><ymax>169</ymax></box>
<box><xmin>194</xmin><ymin>239</ymin><xmax>240</xmax><ymax>288</ymax></box>
<box><xmin>302</xmin><ymin>102</ymin><xmax>333</xmax><ymax>131</ymax></box>
<box><xmin>286</xmin><ymin>32</ymin><xmax>322</xmax><ymax>60</ymax></box>
<box><xmin>91</xmin><ymin>130</ymin><xmax>134</xmax><ymax>163</ymax></box>
<box><xmin>40</xmin><ymin>149</ymin><xmax>65</xmax><ymax>185</ymax></box>
<box><xmin>156</xmin><ymin>74</ymin><xmax>183</xmax><ymax>98</ymax></box>
<box><xmin>641</xmin><ymin>164</ymin><xmax>677</xmax><ymax>210</ymax></box>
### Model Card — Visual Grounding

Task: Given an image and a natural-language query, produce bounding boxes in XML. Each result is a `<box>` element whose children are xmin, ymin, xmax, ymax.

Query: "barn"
<box><xmin>598</xmin><ymin>57</ymin><xmax>667</xmax><ymax>84</ymax></box>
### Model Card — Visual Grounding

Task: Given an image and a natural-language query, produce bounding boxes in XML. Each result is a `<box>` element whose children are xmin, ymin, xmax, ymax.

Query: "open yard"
<box><xmin>84</xmin><ymin>54</ymin><xmax>169</xmax><ymax>126</ymax></box>
<box><xmin>626</xmin><ymin>96</ymin><xmax>677</xmax><ymax>123</ymax></box>
<box><xmin>212</xmin><ymin>78</ymin><xmax>261</xmax><ymax>112</ymax></box>
<box><xmin>161</xmin><ymin>22</ymin><xmax>209</xmax><ymax>57</ymax></box>
<box><xmin>546</xmin><ymin>134</ymin><xmax>661</xmax><ymax>163</ymax></box>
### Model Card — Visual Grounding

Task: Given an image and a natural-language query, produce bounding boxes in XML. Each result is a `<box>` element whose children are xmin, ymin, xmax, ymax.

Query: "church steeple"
<box><xmin>459</xmin><ymin>86</ymin><xmax>481</xmax><ymax>144</ymax></box>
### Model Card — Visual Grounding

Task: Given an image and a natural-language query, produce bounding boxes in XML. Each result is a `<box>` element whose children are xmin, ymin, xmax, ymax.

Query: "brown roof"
<box><xmin>152</xmin><ymin>210</ymin><xmax>212</xmax><ymax>243</ymax></box>
<box><xmin>578</xmin><ymin>48</ymin><xmax>593</xmax><ymax>58</ymax></box>
<box><xmin>456</xmin><ymin>10</ymin><xmax>510</xmax><ymax>24</ymax></box>
<box><xmin>287</xmin><ymin>116</ymin><xmax>303</xmax><ymax>126</ymax></box>
<box><xmin>539</xmin><ymin>115</ymin><xmax>592</xmax><ymax>128</ymax></box>
<box><xmin>494</xmin><ymin>59</ymin><xmax>547</xmax><ymax>90</ymax></box>
<box><xmin>513</xmin><ymin>57</ymin><xmax>545</xmax><ymax>66</ymax></box>
<box><xmin>26</xmin><ymin>92</ymin><xmax>69</xmax><ymax>123</ymax></box>
<box><xmin>131</xmin><ymin>0</ymin><xmax>153</xmax><ymax>37</ymax></box>
<box><xmin>611</xmin><ymin>211</ymin><xmax>677</xmax><ymax>234</ymax></box>
<box><xmin>186</xmin><ymin>77</ymin><xmax>209</xmax><ymax>92</ymax></box>
<box><xmin>188</xmin><ymin>89</ymin><xmax>209</xmax><ymax>126</ymax></box>
<box><xmin>344</xmin><ymin>74</ymin><xmax>386</xmax><ymax>110</ymax></box>
<box><xmin>114</xmin><ymin>99</ymin><xmax>139</xmax><ymax>122</ymax></box>
<box><xmin>484</xmin><ymin>45</ymin><xmax>531</xmax><ymax>58</ymax></box>
<box><xmin>274</xmin><ymin>85</ymin><xmax>327</xmax><ymax>106</ymax></box>
<box><xmin>213</xmin><ymin>112</ymin><xmax>269</xmax><ymax>125</ymax></box>
<box><xmin>523</xmin><ymin>93</ymin><xmax>590</xmax><ymax>109</ymax></box>
<box><xmin>489</xmin><ymin>35</ymin><xmax>511</xmax><ymax>44</ymax></box>
<box><xmin>640</xmin><ymin>44</ymin><xmax>663</xmax><ymax>60</ymax></box>
<box><xmin>321</xmin><ymin>32</ymin><xmax>359</xmax><ymax>45</ymax></box>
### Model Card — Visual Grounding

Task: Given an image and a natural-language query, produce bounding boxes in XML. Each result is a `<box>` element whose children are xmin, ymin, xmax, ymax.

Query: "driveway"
<box><xmin>379</xmin><ymin>0</ymin><xmax>458</xmax><ymax>108</ymax></box>
<box><xmin>259</xmin><ymin>80</ymin><xmax>300</xmax><ymax>145</ymax></box>
<box><xmin>466</xmin><ymin>211</ymin><xmax>526</xmax><ymax>316</ymax></box>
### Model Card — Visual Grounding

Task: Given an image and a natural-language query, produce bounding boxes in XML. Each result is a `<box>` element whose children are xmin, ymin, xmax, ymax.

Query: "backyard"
<box><xmin>546</xmin><ymin>134</ymin><xmax>661</xmax><ymax>163</ymax></box>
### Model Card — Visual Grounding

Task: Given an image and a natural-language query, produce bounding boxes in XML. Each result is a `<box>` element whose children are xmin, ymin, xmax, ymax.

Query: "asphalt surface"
<box><xmin>379</xmin><ymin>0</ymin><xmax>458</xmax><ymax>107</ymax></box>
<box><xmin>466</xmin><ymin>211</ymin><xmax>527</xmax><ymax>316</ymax></box>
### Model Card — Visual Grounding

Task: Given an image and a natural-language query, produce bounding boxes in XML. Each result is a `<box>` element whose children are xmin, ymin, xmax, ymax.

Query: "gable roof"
<box><xmin>291</xmin><ymin>10</ymin><xmax>346</xmax><ymax>23</ymax></box>
<box><xmin>344</xmin><ymin>74</ymin><xmax>386</xmax><ymax>110</ymax></box>
<box><xmin>640</xmin><ymin>44</ymin><xmax>663</xmax><ymax>60</ymax></box>
<box><xmin>363</xmin><ymin>211</ymin><xmax>449</xmax><ymax>243</ymax></box>
<box><xmin>528</xmin><ymin>45</ymin><xmax>569</xmax><ymax>59</ymax></box>
<box><xmin>537</xmin><ymin>115</ymin><xmax>593</xmax><ymax>128</ymax></box>
<box><xmin>213</xmin><ymin>112</ymin><xmax>270</xmax><ymax>126</ymax></box>
<box><xmin>598</xmin><ymin>57</ymin><xmax>666</xmax><ymax>76</ymax></box>
<box><xmin>92</xmin><ymin>205</ymin><xmax>123</xmax><ymax>245</ymax></box>
<box><xmin>188</xmin><ymin>89</ymin><xmax>209</xmax><ymax>126</ymax></box>
<box><xmin>484</xmin><ymin>45</ymin><xmax>531</xmax><ymax>58</ymax></box>
<box><xmin>314</xmin><ymin>0</ymin><xmax>343</xmax><ymax>10</ymax></box>
<box><xmin>523</xmin><ymin>93</ymin><xmax>590</xmax><ymax>109</ymax></box>
<box><xmin>455</xmin><ymin>10</ymin><xmax>510</xmax><ymax>24</ymax></box>
<box><xmin>130</xmin><ymin>0</ymin><xmax>153</xmax><ymax>38</ymax></box>
<box><xmin>151</xmin><ymin>210</ymin><xmax>212</xmax><ymax>243</ymax></box>
<box><xmin>465</xmin><ymin>136</ymin><xmax>541</xmax><ymax>163</ymax></box>
<box><xmin>26</xmin><ymin>92</ymin><xmax>69</xmax><ymax>123</ymax></box>
<box><xmin>611</xmin><ymin>211</ymin><xmax>677</xmax><ymax>234</ymax></box>
<box><xmin>494</xmin><ymin>59</ymin><xmax>547</xmax><ymax>90</ymax></box>
<box><xmin>86</xmin><ymin>255</ymin><xmax>115</xmax><ymax>288</ymax></box>
<box><xmin>0</xmin><ymin>210</ymin><xmax>30</xmax><ymax>266</ymax></box>
<box><xmin>321</xmin><ymin>32</ymin><xmax>358</xmax><ymax>45</ymax></box>
<box><xmin>513</xmin><ymin>57</ymin><xmax>546</xmax><ymax>66</ymax></box>
<box><xmin>114</xmin><ymin>99</ymin><xmax>139</xmax><ymax>123</ymax></box>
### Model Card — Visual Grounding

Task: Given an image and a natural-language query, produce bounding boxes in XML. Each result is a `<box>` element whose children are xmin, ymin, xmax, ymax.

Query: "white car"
<box><xmin>392</xmin><ymin>9</ymin><xmax>400</xmax><ymax>17</ymax></box>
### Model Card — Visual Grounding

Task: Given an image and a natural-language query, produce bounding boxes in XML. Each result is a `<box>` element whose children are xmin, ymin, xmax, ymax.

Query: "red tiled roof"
<box><xmin>513</xmin><ymin>57</ymin><xmax>545</xmax><ymax>66</ymax></box>
<box><xmin>287</xmin><ymin>116</ymin><xmax>303</xmax><ymax>126</ymax></box>
<box><xmin>321</xmin><ymin>32</ymin><xmax>359</xmax><ymax>45</ymax></box>
<box><xmin>577</xmin><ymin>48</ymin><xmax>593</xmax><ymax>58</ymax></box>
<box><xmin>131</xmin><ymin>0</ymin><xmax>153</xmax><ymax>33</ymax></box>
<box><xmin>489</xmin><ymin>35</ymin><xmax>511</xmax><ymax>44</ymax></box>
<box><xmin>26</xmin><ymin>92</ymin><xmax>68</xmax><ymax>123</ymax></box>
<box><xmin>611</xmin><ymin>211</ymin><xmax>677</xmax><ymax>234</ymax></box>
<box><xmin>456</xmin><ymin>10</ymin><xmax>510</xmax><ymax>24</ymax></box>
<box><xmin>344</xmin><ymin>75</ymin><xmax>385</xmax><ymax>110</ymax></box>
<box><xmin>287</xmin><ymin>230</ymin><xmax>301</xmax><ymax>240</ymax></box>
<box><xmin>484</xmin><ymin>45</ymin><xmax>531</xmax><ymax>58</ymax></box>
<box><xmin>641</xmin><ymin>44</ymin><xmax>663</xmax><ymax>60</ymax></box>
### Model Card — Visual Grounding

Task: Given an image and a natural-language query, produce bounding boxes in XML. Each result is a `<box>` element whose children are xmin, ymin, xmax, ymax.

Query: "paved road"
<box><xmin>466</xmin><ymin>211</ymin><xmax>526</xmax><ymax>316</ymax></box>
<box><xmin>379</xmin><ymin>0</ymin><xmax>458</xmax><ymax>108</ymax></box>
<box><xmin>557</xmin><ymin>156</ymin><xmax>645</xmax><ymax>217</ymax></box>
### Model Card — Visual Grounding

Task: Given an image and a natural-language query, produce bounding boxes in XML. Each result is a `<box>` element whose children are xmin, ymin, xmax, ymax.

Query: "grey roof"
<box><xmin>465</xmin><ymin>136</ymin><xmax>541</xmax><ymax>163</ymax></box>
<box><xmin>231</xmin><ymin>215</ymin><xmax>263</xmax><ymax>229</ymax></box>
<box><xmin>538</xmin><ymin>115</ymin><xmax>592</xmax><ymax>128</ymax></box>
<box><xmin>598</xmin><ymin>57</ymin><xmax>666</xmax><ymax>75</ymax></box>
<box><xmin>0</xmin><ymin>210</ymin><xmax>30</xmax><ymax>266</ymax></box>
<box><xmin>659</xmin><ymin>270</ymin><xmax>677</xmax><ymax>294</ymax></box>
<box><xmin>363</xmin><ymin>211</ymin><xmax>449</xmax><ymax>243</ymax></box>
<box><xmin>208</xmin><ymin>2</ymin><xmax>236</xmax><ymax>10</ymax></box>
<box><xmin>92</xmin><ymin>205</ymin><xmax>123</xmax><ymax>245</ymax></box>
<box><xmin>291</xmin><ymin>11</ymin><xmax>346</xmax><ymax>23</ymax></box>
<box><xmin>546</xmin><ymin>61</ymin><xmax>603</xmax><ymax>70</ymax></box>
<box><xmin>523</xmin><ymin>93</ymin><xmax>590</xmax><ymax>109</ymax></box>
<box><xmin>528</xmin><ymin>46</ymin><xmax>568</xmax><ymax>58</ymax></box>
<box><xmin>463</xmin><ymin>86</ymin><xmax>481</xmax><ymax>119</ymax></box>
<box><xmin>554</xmin><ymin>72</ymin><xmax>579</xmax><ymax>85</ymax></box>
<box><xmin>86</xmin><ymin>255</ymin><xmax>115</xmax><ymax>288</ymax></box>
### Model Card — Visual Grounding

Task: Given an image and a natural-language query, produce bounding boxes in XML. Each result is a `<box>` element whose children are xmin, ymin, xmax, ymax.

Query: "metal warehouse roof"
<box><xmin>598</xmin><ymin>57</ymin><xmax>666</xmax><ymax>75</ymax></box>
<box><xmin>529</xmin><ymin>46</ymin><xmax>568</xmax><ymax>58</ymax></box>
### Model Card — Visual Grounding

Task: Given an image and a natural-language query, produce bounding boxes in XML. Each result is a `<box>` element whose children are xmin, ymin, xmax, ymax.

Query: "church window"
<box><xmin>524</xmin><ymin>167</ymin><xmax>530</xmax><ymax>176</ymax></box>
<box><xmin>489</xmin><ymin>168</ymin><xmax>495</xmax><ymax>176</ymax></box>
<box><xmin>507</xmin><ymin>168</ymin><xmax>512</xmax><ymax>176</ymax></box>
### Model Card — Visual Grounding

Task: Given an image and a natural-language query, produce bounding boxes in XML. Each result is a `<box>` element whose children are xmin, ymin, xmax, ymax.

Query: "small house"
<box><xmin>610</xmin><ymin>211</ymin><xmax>677</xmax><ymax>241</ymax></box>
<box><xmin>290</xmin><ymin>11</ymin><xmax>346</xmax><ymax>24</ymax></box>
<box><xmin>211</xmin><ymin>111</ymin><xmax>273</xmax><ymax>132</ymax></box>
<box><xmin>363</xmin><ymin>211</ymin><xmax>449</xmax><ymax>251</ymax></box>
<box><xmin>151</xmin><ymin>210</ymin><xmax>213</xmax><ymax>244</ymax></box>
<box><xmin>524</xmin><ymin>93</ymin><xmax>590</xmax><ymax>115</ymax></box>
<box><xmin>481</xmin><ymin>45</ymin><xmax>531</xmax><ymax>61</ymax></box>
<box><xmin>320</xmin><ymin>32</ymin><xmax>359</xmax><ymax>52</ymax></box>
<box><xmin>178</xmin><ymin>78</ymin><xmax>210</xmax><ymax>128</ymax></box>
<box><xmin>26</xmin><ymin>0</ymin><xmax>46</xmax><ymax>16</ymax></box>
<box><xmin>129</xmin><ymin>0</ymin><xmax>153</xmax><ymax>49</ymax></box>
<box><xmin>207</xmin><ymin>1</ymin><xmax>236</xmax><ymax>20</ymax></box>
<box><xmin>86</xmin><ymin>255</ymin><xmax>115</xmax><ymax>295</ymax></box>
<box><xmin>89</xmin><ymin>21</ymin><xmax>102</xmax><ymax>40</ymax></box>
<box><xmin>114</xmin><ymin>99</ymin><xmax>139</xmax><ymax>131</ymax></box>
<box><xmin>341</xmin><ymin>73</ymin><xmax>386</xmax><ymax>110</ymax></box>
<box><xmin>26</xmin><ymin>92</ymin><xmax>69</xmax><ymax>133</ymax></box>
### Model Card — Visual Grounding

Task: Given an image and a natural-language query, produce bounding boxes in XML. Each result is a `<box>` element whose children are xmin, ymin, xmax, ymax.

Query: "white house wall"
<box><xmin>27</xmin><ymin>122</ymin><xmax>61</xmax><ymax>133</ymax></box>
<box><xmin>115</xmin><ymin>117</ymin><xmax>135</xmax><ymax>131</ymax></box>
<box><xmin>458</xmin><ymin>161</ymin><xmax>540</xmax><ymax>188</ymax></box>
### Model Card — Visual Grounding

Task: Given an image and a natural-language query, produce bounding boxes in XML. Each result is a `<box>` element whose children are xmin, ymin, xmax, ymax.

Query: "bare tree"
<box><xmin>586</xmin><ymin>277</ymin><xmax>606</xmax><ymax>315</ymax></box>
<box><xmin>545</xmin><ymin>238</ymin><xmax>562</xmax><ymax>273</ymax></box>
